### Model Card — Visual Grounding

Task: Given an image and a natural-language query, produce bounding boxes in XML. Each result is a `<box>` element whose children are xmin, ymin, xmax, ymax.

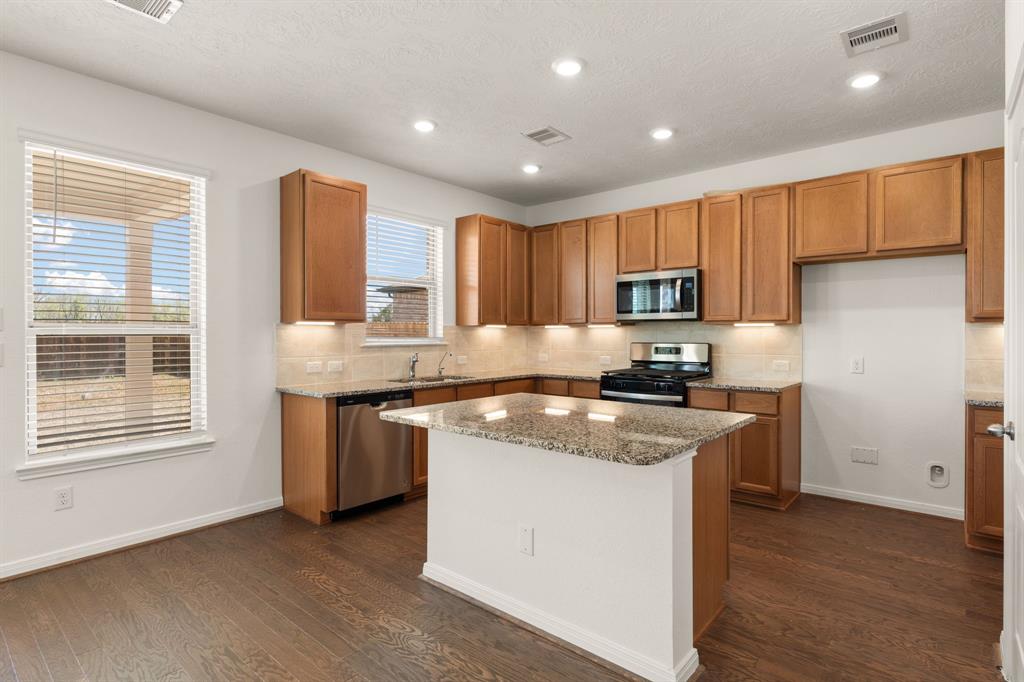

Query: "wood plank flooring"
<box><xmin>0</xmin><ymin>494</ymin><xmax>1002</xmax><ymax>681</ymax></box>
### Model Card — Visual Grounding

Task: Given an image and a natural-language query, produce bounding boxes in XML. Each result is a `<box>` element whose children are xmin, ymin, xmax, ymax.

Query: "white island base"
<box><xmin>422</xmin><ymin>430</ymin><xmax>711</xmax><ymax>682</ymax></box>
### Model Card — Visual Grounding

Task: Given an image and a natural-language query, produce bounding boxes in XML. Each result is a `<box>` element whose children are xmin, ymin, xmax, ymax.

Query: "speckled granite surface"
<box><xmin>276</xmin><ymin>368</ymin><xmax>610</xmax><ymax>398</ymax></box>
<box><xmin>966</xmin><ymin>390</ymin><xmax>1004</xmax><ymax>408</ymax></box>
<box><xmin>688</xmin><ymin>377</ymin><xmax>801</xmax><ymax>393</ymax></box>
<box><xmin>379</xmin><ymin>393</ymin><xmax>754</xmax><ymax>466</ymax></box>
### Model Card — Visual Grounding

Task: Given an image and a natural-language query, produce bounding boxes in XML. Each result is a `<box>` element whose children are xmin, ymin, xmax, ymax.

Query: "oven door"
<box><xmin>616</xmin><ymin>268</ymin><xmax>699</xmax><ymax>321</ymax></box>
<box><xmin>600</xmin><ymin>377</ymin><xmax>686</xmax><ymax>408</ymax></box>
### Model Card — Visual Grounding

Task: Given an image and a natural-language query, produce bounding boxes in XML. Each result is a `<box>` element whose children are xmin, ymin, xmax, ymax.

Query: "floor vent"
<box><xmin>522</xmin><ymin>126</ymin><xmax>572</xmax><ymax>146</ymax></box>
<box><xmin>105</xmin><ymin>0</ymin><xmax>183</xmax><ymax>24</ymax></box>
<box><xmin>839</xmin><ymin>12</ymin><xmax>907</xmax><ymax>57</ymax></box>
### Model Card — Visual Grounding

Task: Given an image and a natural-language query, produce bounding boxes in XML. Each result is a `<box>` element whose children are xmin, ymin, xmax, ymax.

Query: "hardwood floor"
<box><xmin>0</xmin><ymin>494</ymin><xmax>1002</xmax><ymax>681</ymax></box>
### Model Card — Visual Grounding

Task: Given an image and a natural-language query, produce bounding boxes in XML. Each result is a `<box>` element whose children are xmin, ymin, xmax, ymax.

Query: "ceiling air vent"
<box><xmin>839</xmin><ymin>12</ymin><xmax>908</xmax><ymax>57</ymax></box>
<box><xmin>522</xmin><ymin>126</ymin><xmax>572</xmax><ymax>147</ymax></box>
<box><xmin>105</xmin><ymin>0</ymin><xmax>183</xmax><ymax>24</ymax></box>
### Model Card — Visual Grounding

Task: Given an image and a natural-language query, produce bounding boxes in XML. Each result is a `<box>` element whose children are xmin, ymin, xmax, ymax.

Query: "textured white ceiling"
<box><xmin>0</xmin><ymin>0</ymin><xmax>1004</xmax><ymax>205</ymax></box>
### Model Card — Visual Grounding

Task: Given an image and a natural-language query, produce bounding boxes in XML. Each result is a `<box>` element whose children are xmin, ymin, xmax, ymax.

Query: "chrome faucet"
<box><xmin>437</xmin><ymin>352</ymin><xmax>452</xmax><ymax>376</ymax></box>
<box><xmin>408</xmin><ymin>353</ymin><xmax>419</xmax><ymax>381</ymax></box>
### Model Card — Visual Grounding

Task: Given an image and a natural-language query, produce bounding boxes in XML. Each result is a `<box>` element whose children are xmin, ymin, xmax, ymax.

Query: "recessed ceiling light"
<box><xmin>522</xmin><ymin>164</ymin><xmax>541</xmax><ymax>174</ymax></box>
<box><xmin>650</xmin><ymin>128</ymin><xmax>674</xmax><ymax>140</ymax></box>
<box><xmin>551</xmin><ymin>58</ymin><xmax>584</xmax><ymax>77</ymax></box>
<box><xmin>848</xmin><ymin>72</ymin><xmax>882</xmax><ymax>89</ymax></box>
<box><xmin>413</xmin><ymin>120</ymin><xmax>436</xmax><ymax>132</ymax></box>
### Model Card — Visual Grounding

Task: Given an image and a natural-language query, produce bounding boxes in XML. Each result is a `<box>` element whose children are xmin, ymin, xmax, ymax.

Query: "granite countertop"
<box><xmin>688</xmin><ymin>377</ymin><xmax>802</xmax><ymax>393</ymax></box>
<box><xmin>276</xmin><ymin>367</ymin><xmax>610</xmax><ymax>399</ymax></box>
<box><xmin>379</xmin><ymin>393</ymin><xmax>755</xmax><ymax>466</ymax></box>
<box><xmin>966</xmin><ymin>390</ymin><xmax>1004</xmax><ymax>408</ymax></box>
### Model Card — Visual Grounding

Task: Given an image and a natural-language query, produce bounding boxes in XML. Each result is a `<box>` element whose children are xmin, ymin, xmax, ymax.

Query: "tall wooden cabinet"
<box><xmin>965</xmin><ymin>404</ymin><xmax>1004</xmax><ymax>553</ymax></box>
<box><xmin>280</xmin><ymin>169</ymin><xmax>367</xmax><ymax>323</ymax></box>
<box><xmin>967</xmin><ymin>148</ymin><xmax>1005</xmax><ymax>321</ymax></box>
<box><xmin>456</xmin><ymin>214</ymin><xmax>529</xmax><ymax>326</ymax></box>
<box><xmin>530</xmin><ymin>224</ymin><xmax>560</xmax><ymax>325</ymax></box>
<box><xmin>587</xmin><ymin>214</ymin><xmax>619</xmax><ymax>324</ymax></box>
<box><xmin>742</xmin><ymin>185</ymin><xmax>800</xmax><ymax>323</ymax></box>
<box><xmin>701</xmin><ymin>193</ymin><xmax>743</xmax><ymax>322</ymax></box>
<box><xmin>559</xmin><ymin>220</ymin><xmax>588</xmax><ymax>324</ymax></box>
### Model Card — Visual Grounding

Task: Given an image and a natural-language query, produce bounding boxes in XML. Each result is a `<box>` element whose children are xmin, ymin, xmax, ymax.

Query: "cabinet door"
<box><xmin>303</xmin><ymin>172</ymin><xmax>367</xmax><ymax>321</ymax></box>
<box><xmin>530</xmin><ymin>225</ymin><xmax>559</xmax><ymax>325</ymax></box>
<box><xmin>456</xmin><ymin>382</ymin><xmax>494</xmax><ymax>400</ymax></box>
<box><xmin>657</xmin><ymin>200</ymin><xmax>699</xmax><ymax>269</ymax></box>
<box><xmin>967</xmin><ymin>149</ymin><xmax>1005</xmax><ymax>321</ymax></box>
<box><xmin>569</xmin><ymin>380</ymin><xmax>601</xmax><ymax>399</ymax></box>
<box><xmin>731</xmin><ymin>416</ymin><xmax>779</xmax><ymax>496</ymax></box>
<box><xmin>873</xmin><ymin>157</ymin><xmax>963</xmax><ymax>251</ymax></box>
<box><xmin>618</xmin><ymin>208</ymin><xmax>657</xmax><ymax>273</ymax></box>
<box><xmin>478</xmin><ymin>216</ymin><xmax>507</xmax><ymax>325</ymax></box>
<box><xmin>793</xmin><ymin>172</ymin><xmax>868</xmax><ymax>259</ymax></box>
<box><xmin>701</xmin><ymin>194</ymin><xmax>742</xmax><ymax>322</ymax></box>
<box><xmin>540</xmin><ymin>379</ymin><xmax>570</xmax><ymax>396</ymax></box>
<box><xmin>559</xmin><ymin>220</ymin><xmax>588</xmax><ymax>324</ymax></box>
<box><xmin>506</xmin><ymin>223</ymin><xmax>530</xmax><ymax>325</ymax></box>
<box><xmin>587</xmin><ymin>214</ymin><xmax>618</xmax><ymax>324</ymax></box>
<box><xmin>968</xmin><ymin>435</ymin><xmax>1004</xmax><ymax>539</ymax></box>
<box><xmin>494</xmin><ymin>378</ymin><xmax>536</xmax><ymax>395</ymax></box>
<box><xmin>743</xmin><ymin>186</ymin><xmax>791</xmax><ymax>322</ymax></box>
<box><xmin>412</xmin><ymin>387</ymin><xmax>457</xmax><ymax>487</ymax></box>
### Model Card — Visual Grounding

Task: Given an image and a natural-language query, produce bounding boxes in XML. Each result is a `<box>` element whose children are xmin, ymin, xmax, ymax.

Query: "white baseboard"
<box><xmin>800</xmin><ymin>483</ymin><xmax>964</xmax><ymax>520</ymax></box>
<box><xmin>423</xmin><ymin>561</ymin><xmax>699</xmax><ymax>682</ymax></box>
<box><xmin>0</xmin><ymin>497</ymin><xmax>283</xmax><ymax>580</ymax></box>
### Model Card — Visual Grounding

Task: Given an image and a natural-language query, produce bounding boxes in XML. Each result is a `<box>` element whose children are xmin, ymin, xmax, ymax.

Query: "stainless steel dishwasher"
<box><xmin>337</xmin><ymin>389</ymin><xmax>413</xmax><ymax>511</ymax></box>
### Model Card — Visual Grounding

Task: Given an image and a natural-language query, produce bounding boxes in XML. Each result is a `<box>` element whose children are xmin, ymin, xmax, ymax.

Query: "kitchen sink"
<box><xmin>389</xmin><ymin>375</ymin><xmax>472</xmax><ymax>384</ymax></box>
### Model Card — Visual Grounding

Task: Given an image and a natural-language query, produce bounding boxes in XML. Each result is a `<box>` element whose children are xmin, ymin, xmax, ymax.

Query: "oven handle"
<box><xmin>601</xmin><ymin>390</ymin><xmax>684</xmax><ymax>403</ymax></box>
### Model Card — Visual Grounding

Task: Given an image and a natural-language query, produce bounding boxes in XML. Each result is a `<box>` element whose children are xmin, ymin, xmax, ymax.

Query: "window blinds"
<box><xmin>365</xmin><ymin>212</ymin><xmax>443</xmax><ymax>341</ymax></box>
<box><xmin>25</xmin><ymin>143</ymin><xmax>206</xmax><ymax>456</ymax></box>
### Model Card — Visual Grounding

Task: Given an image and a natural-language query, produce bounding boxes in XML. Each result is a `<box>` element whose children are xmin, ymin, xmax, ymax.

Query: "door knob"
<box><xmin>987</xmin><ymin>422</ymin><xmax>1016</xmax><ymax>440</ymax></box>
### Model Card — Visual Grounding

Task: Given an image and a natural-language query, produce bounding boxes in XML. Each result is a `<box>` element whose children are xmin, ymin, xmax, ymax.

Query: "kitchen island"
<box><xmin>381</xmin><ymin>393</ymin><xmax>753</xmax><ymax>682</ymax></box>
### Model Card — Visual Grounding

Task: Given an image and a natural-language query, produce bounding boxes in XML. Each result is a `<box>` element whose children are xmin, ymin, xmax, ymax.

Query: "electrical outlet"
<box><xmin>850</xmin><ymin>356</ymin><xmax>865</xmax><ymax>374</ymax></box>
<box><xmin>599</xmin><ymin>355</ymin><xmax>612</xmax><ymax>366</ymax></box>
<box><xmin>518</xmin><ymin>524</ymin><xmax>534</xmax><ymax>556</ymax></box>
<box><xmin>772</xmin><ymin>360</ymin><xmax>790</xmax><ymax>372</ymax></box>
<box><xmin>327</xmin><ymin>360</ymin><xmax>344</xmax><ymax>373</ymax></box>
<box><xmin>305</xmin><ymin>361</ymin><xmax>323</xmax><ymax>374</ymax></box>
<box><xmin>54</xmin><ymin>486</ymin><xmax>74</xmax><ymax>511</ymax></box>
<box><xmin>927</xmin><ymin>461</ymin><xmax>949</xmax><ymax>488</ymax></box>
<box><xmin>851</xmin><ymin>446</ymin><xmax>878</xmax><ymax>465</ymax></box>
<box><xmin>538</xmin><ymin>352</ymin><xmax>549</xmax><ymax>363</ymax></box>
<box><xmin>456</xmin><ymin>355</ymin><xmax>467</xmax><ymax>365</ymax></box>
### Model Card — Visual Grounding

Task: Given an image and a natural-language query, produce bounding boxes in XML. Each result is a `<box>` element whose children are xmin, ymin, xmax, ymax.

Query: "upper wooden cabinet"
<box><xmin>587</xmin><ymin>214</ymin><xmax>618</xmax><ymax>324</ymax></box>
<box><xmin>618</xmin><ymin>208</ymin><xmax>658</xmax><ymax>273</ymax></box>
<box><xmin>742</xmin><ymin>186</ymin><xmax>799</xmax><ymax>323</ymax></box>
<box><xmin>967</xmin><ymin>148</ymin><xmax>1005</xmax><ymax>322</ymax></box>
<box><xmin>872</xmin><ymin>156</ymin><xmax>963</xmax><ymax>252</ymax></box>
<box><xmin>280</xmin><ymin>170</ymin><xmax>367</xmax><ymax>323</ymax></box>
<box><xmin>530</xmin><ymin>224</ymin><xmax>560</xmax><ymax>325</ymax></box>
<box><xmin>701</xmin><ymin>193</ymin><xmax>742</xmax><ymax>322</ymax></box>
<box><xmin>457</xmin><ymin>214</ymin><xmax>531</xmax><ymax>326</ymax></box>
<box><xmin>793</xmin><ymin>172</ymin><xmax>868</xmax><ymax>259</ymax></box>
<box><xmin>657</xmin><ymin>200</ymin><xmax>700</xmax><ymax>269</ymax></box>
<box><xmin>506</xmin><ymin>223</ymin><xmax>531</xmax><ymax>325</ymax></box>
<box><xmin>559</xmin><ymin>220</ymin><xmax>588</xmax><ymax>325</ymax></box>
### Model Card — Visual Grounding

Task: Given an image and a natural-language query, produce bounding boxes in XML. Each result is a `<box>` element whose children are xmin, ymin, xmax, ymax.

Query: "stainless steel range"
<box><xmin>600</xmin><ymin>342</ymin><xmax>712</xmax><ymax>407</ymax></box>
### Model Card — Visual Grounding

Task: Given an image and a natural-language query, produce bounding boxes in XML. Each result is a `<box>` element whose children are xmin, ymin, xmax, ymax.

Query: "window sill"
<box><xmin>16</xmin><ymin>432</ymin><xmax>216</xmax><ymax>481</ymax></box>
<box><xmin>361</xmin><ymin>339</ymin><xmax>448</xmax><ymax>348</ymax></box>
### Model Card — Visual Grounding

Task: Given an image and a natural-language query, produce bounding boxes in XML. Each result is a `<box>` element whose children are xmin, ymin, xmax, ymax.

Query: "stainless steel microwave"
<box><xmin>615</xmin><ymin>268</ymin><xmax>700</xmax><ymax>321</ymax></box>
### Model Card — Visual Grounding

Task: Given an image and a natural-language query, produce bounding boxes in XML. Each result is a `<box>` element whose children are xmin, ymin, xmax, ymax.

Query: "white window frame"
<box><xmin>363</xmin><ymin>208</ymin><xmax>445</xmax><ymax>347</ymax></box>
<box><xmin>17</xmin><ymin>140</ymin><xmax>212</xmax><ymax>480</ymax></box>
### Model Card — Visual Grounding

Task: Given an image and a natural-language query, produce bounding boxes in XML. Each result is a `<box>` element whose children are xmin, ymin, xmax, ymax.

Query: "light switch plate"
<box><xmin>305</xmin><ymin>361</ymin><xmax>323</xmax><ymax>374</ymax></box>
<box><xmin>327</xmin><ymin>360</ymin><xmax>344</xmax><ymax>373</ymax></box>
<box><xmin>518</xmin><ymin>524</ymin><xmax>534</xmax><ymax>556</ymax></box>
<box><xmin>851</xmin><ymin>446</ymin><xmax>878</xmax><ymax>465</ymax></box>
<box><xmin>850</xmin><ymin>356</ymin><xmax>865</xmax><ymax>374</ymax></box>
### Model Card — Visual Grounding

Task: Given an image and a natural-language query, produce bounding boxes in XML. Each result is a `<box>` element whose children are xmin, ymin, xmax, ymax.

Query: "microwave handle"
<box><xmin>675</xmin><ymin>278</ymin><xmax>682</xmax><ymax>311</ymax></box>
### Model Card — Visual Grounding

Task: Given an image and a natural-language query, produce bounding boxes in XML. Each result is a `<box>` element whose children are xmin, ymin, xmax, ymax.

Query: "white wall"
<box><xmin>0</xmin><ymin>52</ymin><xmax>523</xmax><ymax>577</ymax></box>
<box><xmin>800</xmin><ymin>256</ymin><xmax>967</xmax><ymax>518</ymax></box>
<box><xmin>526</xmin><ymin>110</ymin><xmax>1003</xmax><ymax>223</ymax></box>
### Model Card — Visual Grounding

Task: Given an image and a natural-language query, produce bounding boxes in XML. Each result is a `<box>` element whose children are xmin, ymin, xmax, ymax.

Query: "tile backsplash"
<box><xmin>965</xmin><ymin>322</ymin><xmax>1004</xmax><ymax>393</ymax></box>
<box><xmin>275</xmin><ymin>321</ymin><xmax>803</xmax><ymax>386</ymax></box>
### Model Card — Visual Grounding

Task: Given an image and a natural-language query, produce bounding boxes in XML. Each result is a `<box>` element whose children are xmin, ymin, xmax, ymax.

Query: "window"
<box><xmin>365</xmin><ymin>211</ymin><xmax>443</xmax><ymax>343</ymax></box>
<box><xmin>25</xmin><ymin>142</ymin><xmax>206</xmax><ymax>459</ymax></box>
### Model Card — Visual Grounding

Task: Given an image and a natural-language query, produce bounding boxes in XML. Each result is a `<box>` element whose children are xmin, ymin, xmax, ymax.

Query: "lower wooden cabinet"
<box><xmin>540</xmin><ymin>378</ymin><xmax>570</xmax><ymax>396</ymax></box>
<box><xmin>494</xmin><ymin>378</ymin><xmax>537</xmax><ymax>395</ymax></box>
<box><xmin>569</xmin><ymin>380</ymin><xmax>601</xmax><ymax>399</ymax></box>
<box><xmin>965</xmin><ymin>404</ymin><xmax>1004</xmax><ymax>553</ymax></box>
<box><xmin>689</xmin><ymin>385</ymin><xmax>801</xmax><ymax>510</ymax></box>
<box><xmin>407</xmin><ymin>386</ymin><xmax>457</xmax><ymax>499</ymax></box>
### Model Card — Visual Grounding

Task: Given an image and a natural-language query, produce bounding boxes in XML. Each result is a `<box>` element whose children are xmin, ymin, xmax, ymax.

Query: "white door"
<box><xmin>1004</xmin><ymin>5</ymin><xmax>1024</xmax><ymax>679</ymax></box>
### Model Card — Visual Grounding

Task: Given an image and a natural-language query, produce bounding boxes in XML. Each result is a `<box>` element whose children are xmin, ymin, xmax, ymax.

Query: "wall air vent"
<box><xmin>522</xmin><ymin>127</ymin><xmax>572</xmax><ymax>147</ymax></box>
<box><xmin>839</xmin><ymin>12</ymin><xmax>908</xmax><ymax>57</ymax></box>
<box><xmin>105</xmin><ymin>0</ymin><xmax>183</xmax><ymax>24</ymax></box>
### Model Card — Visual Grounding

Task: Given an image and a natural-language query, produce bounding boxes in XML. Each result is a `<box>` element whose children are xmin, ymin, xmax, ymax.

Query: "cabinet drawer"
<box><xmin>413</xmin><ymin>386</ymin><xmax>457</xmax><ymax>406</ymax></box>
<box><xmin>456</xmin><ymin>382</ymin><xmax>494</xmax><ymax>400</ymax></box>
<box><xmin>494</xmin><ymin>378</ymin><xmax>536</xmax><ymax>395</ymax></box>
<box><xmin>540</xmin><ymin>379</ymin><xmax>570</xmax><ymax>396</ymax></box>
<box><xmin>972</xmin><ymin>407</ymin><xmax>1004</xmax><ymax>435</ymax></box>
<box><xmin>570</xmin><ymin>380</ymin><xmax>601</xmax><ymax>399</ymax></box>
<box><xmin>732</xmin><ymin>392</ymin><xmax>778</xmax><ymax>416</ymax></box>
<box><xmin>689</xmin><ymin>389</ymin><xmax>729</xmax><ymax>411</ymax></box>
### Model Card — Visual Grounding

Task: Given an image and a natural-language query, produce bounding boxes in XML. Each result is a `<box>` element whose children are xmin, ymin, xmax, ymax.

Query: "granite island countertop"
<box><xmin>966</xmin><ymin>390</ymin><xmax>1004</xmax><ymax>408</ymax></box>
<box><xmin>276</xmin><ymin>367</ymin><xmax>611</xmax><ymax>399</ymax></box>
<box><xmin>379</xmin><ymin>393</ymin><xmax>755</xmax><ymax>466</ymax></box>
<box><xmin>688</xmin><ymin>377</ymin><xmax>802</xmax><ymax>393</ymax></box>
